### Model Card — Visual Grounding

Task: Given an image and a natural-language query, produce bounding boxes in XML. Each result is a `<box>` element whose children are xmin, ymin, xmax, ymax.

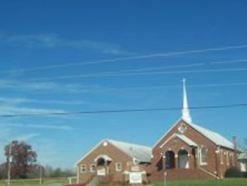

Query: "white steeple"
<box><xmin>182</xmin><ymin>78</ymin><xmax>192</xmax><ymax>123</ymax></box>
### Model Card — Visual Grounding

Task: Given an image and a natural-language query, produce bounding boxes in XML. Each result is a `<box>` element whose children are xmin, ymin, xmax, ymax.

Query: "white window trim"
<box><xmin>90</xmin><ymin>164</ymin><xmax>96</xmax><ymax>173</ymax></box>
<box><xmin>220</xmin><ymin>150</ymin><xmax>224</xmax><ymax>165</ymax></box>
<box><xmin>240</xmin><ymin>162</ymin><xmax>247</xmax><ymax>172</ymax></box>
<box><xmin>115</xmin><ymin>162</ymin><xmax>122</xmax><ymax>172</ymax></box>
<box><xmin>231</xmin><ymin>153</ymin><xmax>235</xmax><ymax>166</ymax></box>
<box><xmin>133</xmin><ymin>157</ymin><xmax>139</xmax><ymax>165</ymax></box>
<box><xmin>80</xmin><ymin>164</ymin><xmax>87</xmax><ymax>173</ymax></box>
<box><xmin>226</xmin><ymin>152</ymin><xmax>230</xmax><ymax>166</ymax></box>
<box><xmin>199</xmin><ymin>147</ymin><xmax>208</xmax><ymax>166</ymax></box>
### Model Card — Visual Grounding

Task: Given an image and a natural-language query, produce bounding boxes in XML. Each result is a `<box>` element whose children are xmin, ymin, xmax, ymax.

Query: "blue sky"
<box><xmin>0</xmin><ymin>0</ymin><xmax>247</xmax><ymax>168</ymax></box>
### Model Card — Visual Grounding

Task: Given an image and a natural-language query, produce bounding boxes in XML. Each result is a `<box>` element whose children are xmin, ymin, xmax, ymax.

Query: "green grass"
<box><xmin>152</xmin><ymin>178</ymin><xmax>247</xmax><ymax>186</ymax></box>
<box><xmin>0</xmin><ymin>178</ymin><xmax>69</xmax><ymax>186</ymax></box>
<box><xmin>0</xmin><ymin>178</ymin><xmax>246</xmax><ymax>186</ymax></box>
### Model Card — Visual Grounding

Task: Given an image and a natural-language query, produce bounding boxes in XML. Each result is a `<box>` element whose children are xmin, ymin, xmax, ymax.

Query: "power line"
<box><xmin>1</xmin><ymin>103</ymin><xmax>247</xmax><ymax>118</ymax></box>
<box><xmin>2</xmin><ymin>44</ymin><xmax>247</xmax><ymax>74</ymax></box>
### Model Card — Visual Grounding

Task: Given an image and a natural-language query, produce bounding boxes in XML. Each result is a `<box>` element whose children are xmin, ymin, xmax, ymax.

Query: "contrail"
<box><xmin>29</xmin><ymin>67</ymin><xmax>247</xmax><ymax>81</ymax></box>
<box><xmin>117</xmin><ymin>63</ymin><xmax>204</xmax><ymax>73</ymax></box>
<box><xmin>3</xmin><ymin>43</ymin><xmax>247</xmax><ymax>73</ymax></box>
<box><xmin>210</xmin><ymin>59</ymin><xmax>247</xmax><ymax>65</ymax></box>
<box><xmin>116</xmin><ymin>82</ymin><xmax>247</xmax><ymax>90</ymax></box>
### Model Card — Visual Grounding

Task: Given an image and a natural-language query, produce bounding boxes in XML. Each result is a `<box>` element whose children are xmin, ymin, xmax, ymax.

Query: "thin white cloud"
<box><xmin>0</xmin><ymin>80</ymin><xmax>60</xmax><ymax>91</ymax></box>
<box><xmin>0</xmin><ymin>79</ymin><xmax>102</xmax><ymax>93</ymax></box>
<box><xmin>0</xmin><ymin>96</ymin><xmax>86</xmax><ymax>105</ymax></box>
<box><xmin>0</xmin><ymin>105</ymin><xmax>64</xmax><ymax>115</ymax></box>
<box><xmin>4</xmin><ymin>123</ymin><xmax>74</xmax><ymax>131</ymax></box>
<box><xmin>16</xmin><ymin>133</ymin><xmax>40</xmax><ymax>141</ymax></box>
<box><xmin>32</xmin><ymin>67</ymin><xmax>247</xmax><ymax>80</ymax></box>
<box><xmin>0</xmin><ymin>33</ymin><xmax>127</xmax><ymax>55</ymax></box>
<box><xmin>1</xmin><ymin>43</ymin><xmax>247</xmax><ymax>73</ymax></box>
<box><xmin>0</xmin><ymin>97</ymin><xmax>28</xmax><ymax>105</ymax></box>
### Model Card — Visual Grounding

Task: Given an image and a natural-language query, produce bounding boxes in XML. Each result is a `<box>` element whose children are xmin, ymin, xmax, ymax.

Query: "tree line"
<box><xmin>0</xmin><ymin>140</ymin><xmax>75</xmax><ymax>179</ymax></box>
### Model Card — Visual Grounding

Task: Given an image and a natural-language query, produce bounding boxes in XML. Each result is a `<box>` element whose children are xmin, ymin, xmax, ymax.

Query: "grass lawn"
<box><xmin>152</xmin><ymin>178</ymin><xmax>247</xmax><ymax>186</ymax></box>
<box><xmin>0</xmin><ymin>178</ymin><xmax>69</xmax><ymax>186</ymax></box>
<box><xmin>0</xmin><ymin>178</ymin><xmax>246</xmax><ymax>186</ymax></box>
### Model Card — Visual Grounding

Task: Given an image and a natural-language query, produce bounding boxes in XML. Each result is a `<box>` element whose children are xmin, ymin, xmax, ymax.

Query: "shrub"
<box><xmin>225</xmin><ymin>167</ymin><xmax>243</xmax><ymax>178</ymax></box>
<box><xmin>243</xmin><ymin>171</ymin><xmax>247</xmax><ymax>178</ymax></box>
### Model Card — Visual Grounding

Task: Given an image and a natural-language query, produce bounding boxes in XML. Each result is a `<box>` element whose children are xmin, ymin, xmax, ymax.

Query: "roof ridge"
<box><xmin>174</xmin><ymin>133</ymin><xmax>198</xmax><ymax>146</ymax></box>
<box><xmin>153</xmin><ymin>118</ymin><xmax>234</xmax><ymax>150</ymax></box>
<box><xmin>107</xmin><ymin>139</ymin><xmax>152</xmax><ymax>149</ymax></box>
<box><xmin>187</xmin><ymin>121</ymin><xmax>234</xmax><ymax>149</ymax></box>
<box><xmin>107</xmin><ymin>139</ymin><xmax>152</xmax><ymax>163</ymax></box>
<box><xmin>190</xmin><ymin>122</ymin><xmax>231</xmax><ymax>140</ymax></box>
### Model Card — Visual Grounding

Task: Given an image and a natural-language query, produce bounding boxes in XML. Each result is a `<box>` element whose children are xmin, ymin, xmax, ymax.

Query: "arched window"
<box><xmin>164</xmin><ymin>151</ymin><xmax>175</xmax><ymax>169</ymax></box>
<box><xmin>178</xmin><ymin>149</ymin><xmax>189</xmax><ymax>169</ymax></box>
<box><xmin>199</xmin><ymin>147</ymin><xmax>208</xmax><ymax>165</ymax></box>
<box><xmin>97</xmin><ymin>157</ymin><xmax>106</xmax><ymax>166</ymax></box>
<box><xmin>95</xmin><ymin>155</ymin><xmax>112</xmax><ymax>167</ymax></box>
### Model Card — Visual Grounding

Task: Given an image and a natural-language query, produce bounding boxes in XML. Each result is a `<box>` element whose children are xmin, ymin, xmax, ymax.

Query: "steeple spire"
<box><xmin>182</xmin><ymin>78</ymin><xmax>192</xmax><ymax>123</ymax></box>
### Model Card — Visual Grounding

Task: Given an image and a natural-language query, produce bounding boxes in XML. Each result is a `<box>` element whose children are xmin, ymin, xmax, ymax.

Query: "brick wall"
<box><xmin>148</xmin><ymin>119</ymin><xmax>236</xmax><ymax>181</ymax></box>
<box><xmin>77</xmin><ymin>140</ymin><xmax>133</xmax><ymax>184</ymax></box>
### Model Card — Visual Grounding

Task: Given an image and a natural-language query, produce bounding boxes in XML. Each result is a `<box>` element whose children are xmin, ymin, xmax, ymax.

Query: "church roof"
<box><xmin>160</xmin><ymin>133</ymin><xmax>198</xmax><ymax>148</ymax></box>
<box><xmin>175</xmin><ymin>133</ymin><xmax>198</xmax><ymax>147</ymax></box>
<box><xmin>238</xmin><ymin>152</ymin><xmax>247</xmax><ymax>160</ymax></box>
<box><xmin>187</xmin><ymin>119</ymin><xmax>234</xmax><ymax>150</ymax></box>
<box><xmin>76</xmin><ymin>139</ymin><xmax>152</xmax><ymax>165</ymax></box>
<box><xmin>108</xmin><ymin>139</ymin><xmax>152</xmax><ymax>163</ymax></box>
<box><xmin>154</xmin><ymin>118</ymin><xmax>234</xmax><ymax>150</ymax></box>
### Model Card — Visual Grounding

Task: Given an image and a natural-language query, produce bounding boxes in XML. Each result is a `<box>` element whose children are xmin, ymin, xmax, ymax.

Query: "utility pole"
<box><xmin>7</xmin><ymin>142</ymin><xmax>13</xmax><ymax>186</ymax></box>
<box><xmin>164</xmin><ymin>172</ymin><xmax>167</xmax><ymax>186</ymax></box>
<box><xmin>39</xmin><ymin>164</ymin><xmax>43</xmax><ymax>185</ymax></box>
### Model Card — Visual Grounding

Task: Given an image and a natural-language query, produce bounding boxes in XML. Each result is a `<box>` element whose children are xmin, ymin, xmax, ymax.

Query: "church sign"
<box><xmin>129</xmin><ymin>172</ymin><xmax>142</xmax><ymax>184</ymax></box>
<box><xmin>97</xmin><ymin>168</ymin><xmax>106</xmax><ymax>176</ymax></box>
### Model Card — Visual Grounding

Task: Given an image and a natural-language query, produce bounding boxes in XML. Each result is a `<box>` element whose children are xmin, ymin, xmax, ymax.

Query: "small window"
<box><xmin>226</xmin><ymin>152</ymin><xmax>230</xmax><ymax>166</ymax></box>
<box><xmin>80</xmin><ymin>165</ymin><xmax>87</xmax><ymax>173</ymax></box>
<box><xmin>199</xmin><ymin>147</ymin><xmax>208</xmax><ymax>165</ymax></box>
<box><xmin>220</xmin><ymin>150</ymin><xmax>224</xmax><ymax>165</ymax></box>
<box><xmin>90</xmin><ymin>164</ymin><xmax>96</xmax><ymax>173</ymax></box>
<box><xmin>133</xmin><ymin>158</ymin><xmax>139</xmax><ymax>165</ymax></box>
<box><xmin>115</xmin><ymin>162</ymin><xmax>122</xmax><ymax>172</ymax></box>
<box><xmin>231</xmin><ymin>153</ymin><xmax>235</xmax><ymax>166</ymax></box>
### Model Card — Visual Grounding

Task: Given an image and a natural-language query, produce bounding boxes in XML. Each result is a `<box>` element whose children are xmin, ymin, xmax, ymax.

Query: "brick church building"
<box><xmin>76</xmin><ymin>79</ymin><xmax>239</xmax><ymax>184</ymax></box>
<box><xmin>76</xmin><ymin>139</ymin><xmax>152</xmax><ymax>184</ymax></box>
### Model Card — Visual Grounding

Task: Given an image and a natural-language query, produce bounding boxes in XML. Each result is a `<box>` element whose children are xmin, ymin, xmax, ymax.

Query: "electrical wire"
<box><xmin>0</xmin><ymin>103</ymin><xmax>247</xmax><ymax>118</ymax></box>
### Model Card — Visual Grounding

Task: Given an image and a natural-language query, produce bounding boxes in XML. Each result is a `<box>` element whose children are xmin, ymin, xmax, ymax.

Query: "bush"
<box><xmin>243</xmin><ymin>171</ymin><xmax>247</xmax><ymax>178</ymax></box>
<box><xmin>225</xmin><ymin>167</ymin><xmax>243</xmax><ymax>178</ymax></box>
